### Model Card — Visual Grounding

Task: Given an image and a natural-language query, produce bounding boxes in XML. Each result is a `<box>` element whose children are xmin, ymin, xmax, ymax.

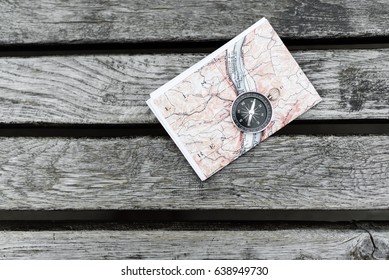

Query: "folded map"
<box><xmin>146</xmin><ymin>18</ymin><xmax>322</xmax><ymax>181</ymax></box>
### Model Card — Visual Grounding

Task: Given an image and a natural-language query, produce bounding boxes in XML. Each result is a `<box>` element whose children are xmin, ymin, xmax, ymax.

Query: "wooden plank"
<box><xmin>1</xmin><ymin>0</ymin><xmax>388</xmax><ymax>45</ymax></box>
<box><xmin>0</xmin><ymin>224</ymin><xmax>384</xmax><ymax>259</ymax></box>
<box><xmin>0</xmin><ymin>135</ymin><xmax>388</xmax><ymax>210</ymax></box>
<box><xmin>0</xmin><ymin>49</ymin><xmax>388</xmax><ymax>124</ymax></box>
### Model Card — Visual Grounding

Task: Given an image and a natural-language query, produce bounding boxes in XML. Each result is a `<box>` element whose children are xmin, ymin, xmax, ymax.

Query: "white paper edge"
<box><xmin>146</xmin><ymin>17</ymin><xmax>268</xmax><ymax>181</ymax></box>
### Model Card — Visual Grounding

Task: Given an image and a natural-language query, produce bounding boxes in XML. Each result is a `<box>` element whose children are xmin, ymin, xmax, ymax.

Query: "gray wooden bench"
<box><xmin>0</xmin><ymin>0</ymin><xmax>389</xmax><ymax>259</ymax></box>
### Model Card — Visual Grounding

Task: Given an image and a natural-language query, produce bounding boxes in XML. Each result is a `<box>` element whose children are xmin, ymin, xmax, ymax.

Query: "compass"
<box><xmin>231</xmin><ymin>91</ymin><xmax>273</xmax><ymax>133</ymax></box>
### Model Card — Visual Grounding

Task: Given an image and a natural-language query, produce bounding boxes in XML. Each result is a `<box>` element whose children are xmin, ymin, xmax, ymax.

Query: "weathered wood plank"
<box><xmin>1</xmin><ymin>0</ymin><xmax>388</xmax><ymax>45</ymax></box>
<box><xmin>1</xmin><ymin>224</ymin><xmax>385</xmax><ymax>259</ymax></box>
<box><xmin>0</xmin><ymin>135</ymin><xmax>388</xmax><ymax>210</ymax></box>
<box><xmin>0</xmin><ymin>49</ymin><xmax>388</xmax><ymax>124</ymax></box>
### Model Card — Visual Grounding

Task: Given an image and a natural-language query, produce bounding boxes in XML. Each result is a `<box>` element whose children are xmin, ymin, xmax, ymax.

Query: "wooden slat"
<box><xmin>1</xmin><ymin>224</ymin><xmax>385</xmax><ymax>259</ymax></box>
<box><xmin>1</xmin><ymin>0</ymin><xmax>388</xmax><ymax>45</ymax></box>
<box><xmin>0</xmin><ymin>135</ymin><xmax>388</xmax><ymax>210</ymax></box>
<box><xmin>0</xmin><ymin>49</ymin><xmax>388</xmax><ymax>124</ymax></box>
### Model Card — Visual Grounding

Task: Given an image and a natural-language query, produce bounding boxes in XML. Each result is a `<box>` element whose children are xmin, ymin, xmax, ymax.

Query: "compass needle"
<box><xmin>250</xmin><ymin>99</ymin><xmax>256</xmax><ymax>112</ymax></box>
<box><xmin>231</xmin><ymin>92</ymin><xmax>272</xmax><ymax>133</ymax></box>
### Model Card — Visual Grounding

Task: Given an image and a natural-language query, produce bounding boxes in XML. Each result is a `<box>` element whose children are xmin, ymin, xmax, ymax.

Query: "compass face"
<box><xmin>231</xmin><ymin>92</ymin><xmax>272</xmax><ymax>133</ymax></box>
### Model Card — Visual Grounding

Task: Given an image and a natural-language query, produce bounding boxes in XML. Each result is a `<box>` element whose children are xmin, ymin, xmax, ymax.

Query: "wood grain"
<box><xmin>0</xmin><ymin>49</ymin><xmax>388</xmax><ymax>124</ymax></box>
<box><xmin>1</xmin><ymin>224</ymin><xmax>386</xmax><ymax>259</ymax></box>
<box><xmin>0</xmin><ymin>0</ymin><xmax>388</xmax><ymax>45</ymax></box>
<box><xmin>0</xmin><ymin>135</ymin><xmax>388</xmax><ymax>210</ymax></box>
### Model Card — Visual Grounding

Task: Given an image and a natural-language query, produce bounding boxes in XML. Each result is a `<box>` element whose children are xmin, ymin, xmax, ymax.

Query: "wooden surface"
<box><xmin>1</xmin><ymin>0</ymin><xmax>388</xmax><ymax>260</ymax></box>
<box><xmin>1</xmin><ymin>223</ymin><xmax>388</xmax><ymax>259</ymax></box>
<box><xmin>0</xmin><ymin>135</ymin><xmax>387</xmax><ymax>210</ymax></box>
<box><xmin>1</xmin><ymin>0</ymin><xmax>388</xmax><ymax>45</ymax></box>
<box><xmin>0</xmin><ymin>49</ymin><xmax>388</xmax><ymax>124</ymax></box>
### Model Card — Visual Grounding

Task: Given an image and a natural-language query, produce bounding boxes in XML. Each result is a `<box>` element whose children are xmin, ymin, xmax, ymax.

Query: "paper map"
<box><xmin>147</xmin><ymin>18</ymin><xmax>322</xmax><ymax>180</ymax></box>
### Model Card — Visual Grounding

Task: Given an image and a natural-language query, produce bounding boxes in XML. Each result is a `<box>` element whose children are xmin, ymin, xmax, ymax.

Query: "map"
<box><xmin>147</xmin><ymin>18</ymin><xmax>322</xmax><ymax>181</ymax></box>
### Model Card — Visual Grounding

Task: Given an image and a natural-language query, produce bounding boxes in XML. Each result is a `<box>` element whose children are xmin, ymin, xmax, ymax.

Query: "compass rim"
<box><xmin>230</xmin><ymin>91</ymin><xmax>273</xmax><ymax>133</ymax></box>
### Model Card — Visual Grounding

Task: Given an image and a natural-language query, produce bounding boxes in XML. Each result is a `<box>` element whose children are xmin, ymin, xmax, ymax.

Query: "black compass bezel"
<box><xmin>231</xmin><ymin>91</ymin><xmax>273</xmax><ymax>133</ymax></box>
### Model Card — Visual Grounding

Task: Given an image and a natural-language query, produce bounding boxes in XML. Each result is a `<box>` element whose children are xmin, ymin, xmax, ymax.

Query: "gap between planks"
<box><xmin>2</xmin><ymin>210</ymin><xmax>389</xmax><ymax>222</ymax></box>
<box><xmin>0</xmin><ymin>121</ymin><xmax>387</xmax><ymax>137</ymax></box>
<box><xmin>1</xmin><ymin>40</ymin><xmax>389</xmax><ymax>57</ymax></box>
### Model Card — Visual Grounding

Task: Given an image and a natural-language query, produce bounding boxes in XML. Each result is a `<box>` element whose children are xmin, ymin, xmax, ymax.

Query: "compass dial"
<box><xmin>231</xmin><ymin>92</ymin><xmax>272</xmax><ymax>133</ymax></box>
